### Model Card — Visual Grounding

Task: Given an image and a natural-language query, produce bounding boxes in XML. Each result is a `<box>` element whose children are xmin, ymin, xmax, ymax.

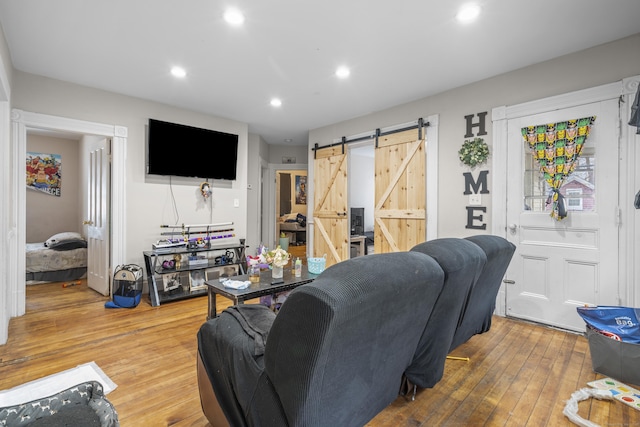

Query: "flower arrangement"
<box><xmin>458</xmin><ymin>137</ymin><xmax>490</xmax><ymax>167</ymax></box>
<box><xmin>259</xmin><ymin>245</ymin><xmax>290</xmax><ymax>268</ymax></box>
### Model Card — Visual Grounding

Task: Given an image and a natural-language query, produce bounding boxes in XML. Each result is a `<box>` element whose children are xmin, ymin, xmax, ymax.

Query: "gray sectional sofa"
<box><xmin>197</xmin><ymin>234</ymin><xmax>515</xmax><ymax>427</ymax></box>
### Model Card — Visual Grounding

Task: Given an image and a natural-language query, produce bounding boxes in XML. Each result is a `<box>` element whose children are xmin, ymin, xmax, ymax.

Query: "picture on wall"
<box><xmin>295</xmin><ymin>175</ymin><xmax>307</xmax><ymax>205</ymax></box>
<box><xmin>26</xmin><ymin>152</ymin><xmax>62</xmax><ymax>197</ymax></box>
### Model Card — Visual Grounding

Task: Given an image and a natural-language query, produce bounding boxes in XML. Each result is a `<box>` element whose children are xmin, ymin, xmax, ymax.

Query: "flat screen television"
<box><xmin>147</xmin><ymin>118</ymin><xmax>238</xmax><ymax>180</ymax></box>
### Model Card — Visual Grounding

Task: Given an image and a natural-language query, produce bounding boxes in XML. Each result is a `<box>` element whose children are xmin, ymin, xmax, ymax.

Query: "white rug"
<box><xmin>0</xmin><ymin>361</ymin><xmax>117</xmax><ymax>407</ymax></box>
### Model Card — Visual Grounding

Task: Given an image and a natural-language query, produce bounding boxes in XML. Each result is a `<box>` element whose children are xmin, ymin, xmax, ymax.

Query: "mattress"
<box><xmin>26</xmin><ymin>242</ymin><xmax>87</xmax><ymax>282</ymax></box>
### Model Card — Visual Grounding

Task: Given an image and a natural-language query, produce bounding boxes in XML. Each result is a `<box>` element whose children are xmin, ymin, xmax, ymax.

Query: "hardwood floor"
<box><xmin>2</xmin><ymin>280</ymin><xmax>639</xmax><ymax>426</ymax></box>
<box><xmin>286</xmin><ymin>243</ymin><xmax>307</xmax><ymax>264</ymax></box>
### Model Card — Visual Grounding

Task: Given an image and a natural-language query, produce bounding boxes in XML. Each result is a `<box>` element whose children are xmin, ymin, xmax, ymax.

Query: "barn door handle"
<box><xmin>337</xmin><ymin>212</ymin><xmax>347</xmax><ymax>216</ymax></box>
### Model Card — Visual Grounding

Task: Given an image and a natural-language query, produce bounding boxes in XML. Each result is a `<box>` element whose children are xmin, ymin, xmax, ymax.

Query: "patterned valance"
<box><xmin>521</xmin><ymin>116</ymin><xmax>596</xmax><ymax>220</ymax></box>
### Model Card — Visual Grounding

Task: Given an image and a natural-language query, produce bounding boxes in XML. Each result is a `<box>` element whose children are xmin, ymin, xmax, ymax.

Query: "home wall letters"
<box><xmin>463</xmin><ymin>111</ymin><xmax>489</xmax><ymax>230</ymax></box>
<box><xmin>464</xmin><ymin>111</ymin><xmax>488</xmax><ymax>138</ymax></box>
<box><xmin>464</xmin><ymin>171</ymin><xmax>489</xmax><ymax>230</ymax></box>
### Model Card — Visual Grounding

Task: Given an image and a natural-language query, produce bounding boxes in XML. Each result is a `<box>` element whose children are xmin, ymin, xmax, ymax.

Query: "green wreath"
<box><xmin>458</xmin><ymin>137</ymin><xmax>490</xmax><ymax>167</ymax></box>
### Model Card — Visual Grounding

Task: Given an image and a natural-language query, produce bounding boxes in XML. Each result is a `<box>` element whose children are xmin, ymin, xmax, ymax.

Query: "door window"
<box><xmin>523</xmin><ymin>146</ymin><xmax>595</xmax><ymax>213</ymax></box>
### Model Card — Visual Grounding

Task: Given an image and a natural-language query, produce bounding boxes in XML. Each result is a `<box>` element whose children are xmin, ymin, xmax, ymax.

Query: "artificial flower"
<box><xmin>259</xmin><ymin>245</ymin><xmax>290</xmax><ymax>268</ymax></box>
<box><xmin>458</xmin><ymin>137</ymin><xmax>490</xmax><ymax>167</ymax></box>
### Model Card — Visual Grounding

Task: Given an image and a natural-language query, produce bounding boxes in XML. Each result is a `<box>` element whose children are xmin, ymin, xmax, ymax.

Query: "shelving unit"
<box><xmin>143</xmin><ymin>223</ymin><xmax>246</xmax><ymax>306</ymax></box>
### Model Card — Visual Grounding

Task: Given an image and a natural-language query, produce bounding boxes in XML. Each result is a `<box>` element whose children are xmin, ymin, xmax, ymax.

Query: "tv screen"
<box><xmin>147</xmin><ymin>118</ymin><xmax>238</xmax><ymax>180</ymax></box>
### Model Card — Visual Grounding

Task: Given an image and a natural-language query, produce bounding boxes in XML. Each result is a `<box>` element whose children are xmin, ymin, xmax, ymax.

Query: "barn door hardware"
<box><xmin>311</xmin><ymin>118</ymin><xmax>430</xmax><ymax>152</ymax></box>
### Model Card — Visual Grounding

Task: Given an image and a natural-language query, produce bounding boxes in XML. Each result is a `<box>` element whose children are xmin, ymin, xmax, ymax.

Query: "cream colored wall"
<box><xmin>268</xmin><ymin>144</ymin><xmax>309</xmax><ymax>165</ymax></box>
<box><xmin>26</xmin><ymin>134</ymin><xmax>81</xmax><ymax>242</ymax></box>
<box><xmin>0</xmin><ymin>22</ymin><xmax>12</xmax><ymax>90</ymax></box>
<box><xmin>13</xmin><ymin>71</ymin><xmax>249</xmax><ymax>269</ymax></box>
<box><xmin>308</xmin><ymin>33</ymin><xmax>640</xmax><ymax>238</ymax></box>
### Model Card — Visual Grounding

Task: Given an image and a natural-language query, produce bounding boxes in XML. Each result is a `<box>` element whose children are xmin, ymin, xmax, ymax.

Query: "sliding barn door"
<box><xmin>313</xmin><ymin>146</ymin><xmax>349</xmax><ymax>267</ymax></box>
<box><xmin>374</xmin><ymin>128</ymin><xmax>426</xmax><ymax>253</ymax></box>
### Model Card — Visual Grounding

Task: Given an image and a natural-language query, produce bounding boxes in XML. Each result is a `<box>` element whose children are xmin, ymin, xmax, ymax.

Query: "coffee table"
<box><xmin>204</xmin><ymin>265</ymin><xmax>317</xmax><ymax>319</ymax></box>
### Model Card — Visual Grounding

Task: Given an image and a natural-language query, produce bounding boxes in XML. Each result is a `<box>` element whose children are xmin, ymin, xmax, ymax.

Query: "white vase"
<box><xmin>272</xmin><ymin>265</ymin><xmax>283</xmax><ymax>279</ymax></box>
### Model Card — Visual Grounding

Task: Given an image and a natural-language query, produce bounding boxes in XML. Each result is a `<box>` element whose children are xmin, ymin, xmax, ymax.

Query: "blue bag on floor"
<box><xmin>105</xmin><ymin>264</ymin><xmax>143</xmax><ymax>309</ymax></box>
<box><xmin>577</xmin><ymin>306</ymin><xmax>640</xmax><ymax>343</ymax></box>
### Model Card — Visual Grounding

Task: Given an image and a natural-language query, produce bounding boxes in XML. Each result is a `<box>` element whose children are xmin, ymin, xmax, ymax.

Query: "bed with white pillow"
<box><xmin>26</xmin><ymin>231</ymin><xmax>88</xmax><ymax>282</ymax></box>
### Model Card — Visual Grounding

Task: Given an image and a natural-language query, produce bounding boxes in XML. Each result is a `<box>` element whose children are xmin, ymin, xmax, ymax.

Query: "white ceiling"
<box><xmin>1</xmin><ymin>1</ymin><xmax>639</xmax><ymax>146</ymax></box>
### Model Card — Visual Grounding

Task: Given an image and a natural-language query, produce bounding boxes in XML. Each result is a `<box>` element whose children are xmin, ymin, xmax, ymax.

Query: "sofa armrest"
<box><xmin>197</xmin><ymin>304</ymin><xmax>278</xmax><ymax>426</ymax></box>
<box><xmin>197</xmin><ymin>351</ymin><xmax>230</xmax><ymax>427</ymax></box>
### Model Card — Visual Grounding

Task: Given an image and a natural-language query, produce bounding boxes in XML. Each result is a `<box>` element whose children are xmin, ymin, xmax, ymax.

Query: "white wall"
<box><xmin>267</xmin><ymin>144</ymin><xmax>309</xmax><ymax>165</ymax></box>
<box><xmin>12</xmin><ymin>71</ymin><xmax>249</xmax><ymax>272</ymax></box>
<box><xmin>349</xmin><ymin>147</ymin><xmax>374</xmax><ymax>232</ymax></box>
<box><xmin>309</xmin><ymin>33</ymin><xmax>640</xmax><ymax>238</ymax></box>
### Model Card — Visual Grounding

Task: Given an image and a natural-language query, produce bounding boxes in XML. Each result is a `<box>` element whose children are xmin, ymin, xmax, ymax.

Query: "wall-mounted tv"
<box><xmin>147</xmin><ymin>118</ymin><xmax>238</xmax><ymax>180</ymax></box>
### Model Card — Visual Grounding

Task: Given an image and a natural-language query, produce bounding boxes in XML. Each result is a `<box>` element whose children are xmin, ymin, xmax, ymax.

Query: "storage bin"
<box><xmin>308</xmin><ymin>256</ymin><xmax>326</xmax><ymax>274</ymax></box>
<box><xmin>586</xmin><ymin>327</ymin><xmax>640</xmax><ymax>386</ymax></box>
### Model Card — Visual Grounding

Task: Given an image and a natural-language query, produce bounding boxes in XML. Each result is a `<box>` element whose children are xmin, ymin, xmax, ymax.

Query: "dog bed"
<box><xmin>0</xmin><ymin>381</ymin><xmax>118</xmax><ymax>426</ymax></box>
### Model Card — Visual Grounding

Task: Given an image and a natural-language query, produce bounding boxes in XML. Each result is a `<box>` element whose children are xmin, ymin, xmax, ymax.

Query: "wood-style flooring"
<box><xmin>1</xmin><ymin>279</ymin><xmax>639</xmax><ymax>426</ymax></box>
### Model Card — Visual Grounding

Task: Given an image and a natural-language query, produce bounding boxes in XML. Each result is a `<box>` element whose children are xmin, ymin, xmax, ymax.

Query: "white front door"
<box><xmin>505</xmin><ymin>99</ymin><xmax>620</xmax><ymax>332</ymax></box>
<box><xmin>85</xmin><ymin>137</ymin><xmax>111</xmax><ymax>296</ymax></box>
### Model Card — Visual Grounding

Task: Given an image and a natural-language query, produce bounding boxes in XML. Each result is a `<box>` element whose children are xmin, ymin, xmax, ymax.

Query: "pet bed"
<box><xmin>26</xmin><ymin>232</ymin><xmax>88</xmax><ymax>282</ymax></box>
<box><xmin>0</xmin><ymin>380</ymin><xmax>118</xmax><ymax>426</ymax></box>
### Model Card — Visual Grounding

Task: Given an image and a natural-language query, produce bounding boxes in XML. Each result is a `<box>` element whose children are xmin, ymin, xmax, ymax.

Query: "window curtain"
<box><xmin>521</xmin><ymin>116</ymin><xmax>596</xmax><ymax>220</ymax></box>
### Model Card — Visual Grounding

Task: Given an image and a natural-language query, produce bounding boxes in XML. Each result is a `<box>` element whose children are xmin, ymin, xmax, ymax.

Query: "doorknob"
<box><xmin>503</xmin><ymin>279</ymin><xmax>515</xmax><ymax>284</ymax></box>
<box><xmin>508</xmin><ymin>223</ymin><xmax>518</xmax><ymax>232</ymax></box>
<box><xmin>83</xmin><ymin>220</ymin><xmax>93</xmax><ymax>225</ymax></box>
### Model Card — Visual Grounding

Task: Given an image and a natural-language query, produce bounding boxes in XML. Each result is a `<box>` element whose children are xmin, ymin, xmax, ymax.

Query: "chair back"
<box><xmin>406</xmin><ymin>238</ymin><xmax>486</xmax><ymax>388</ymax></box>
<box><xmin>264</xmin><ymin>251</ymin><xmax>445</xmax><ymax>427</ymax></box>
<box><xmin>447</xmin><ymin>235</ymin><xmax>516</xmax><ymax>351</ymax></box>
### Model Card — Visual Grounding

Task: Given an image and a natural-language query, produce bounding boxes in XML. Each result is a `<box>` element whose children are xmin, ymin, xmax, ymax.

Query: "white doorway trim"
<box><xmin>0</xmin><ymin>58</ymin><xmax>10</xmax><ymax>344</ymax></box>
<box><xmin>10</xmin><ymin>109</ymin><xmax>127</xmax><ymax>317</ymax></box>
<box><xmin>492</xmin><ymin>76</ymin><xmax>639</xmax><ymax>315</ymax></box>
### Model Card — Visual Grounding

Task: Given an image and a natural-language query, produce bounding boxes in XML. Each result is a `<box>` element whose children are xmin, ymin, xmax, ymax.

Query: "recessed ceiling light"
<box><xmin>456</xmin><ymin>3</ymin><xmax>481</xmax><ymax>23</ymax></box>
<box><xmin>336</xmin><ymin>66</ymin><xmax>350</xmax><ymax>79</ymax></box>
<box><xmin>270</xmin><ymin>98</ymin><xmax>282</xmax><ymax>107</ymax></box>
<box><xmin>224</xmin><ymin>9</ymin><xmax>245</xmax><ymax>25</ymax></box>
<box><xmin>170</xmin><ymin>66</ymin><xmax>186</xmax><ymax>78</ymax></box>
<box><xmin>284</xmin><ymin>138</ymin><xmax>293</xmax><ymax>143</ymax></box>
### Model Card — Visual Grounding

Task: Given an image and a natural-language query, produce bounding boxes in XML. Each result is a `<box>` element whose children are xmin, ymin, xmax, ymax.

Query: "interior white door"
<box><xmin>505</xmin><ymin>99</ymin><xmax>620</xmax><ymax>332</ymax></box>
<box><xmin>85</xmin><ymin>137</ymin><xmax>110</xmax><ymax>296</ymax></box>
